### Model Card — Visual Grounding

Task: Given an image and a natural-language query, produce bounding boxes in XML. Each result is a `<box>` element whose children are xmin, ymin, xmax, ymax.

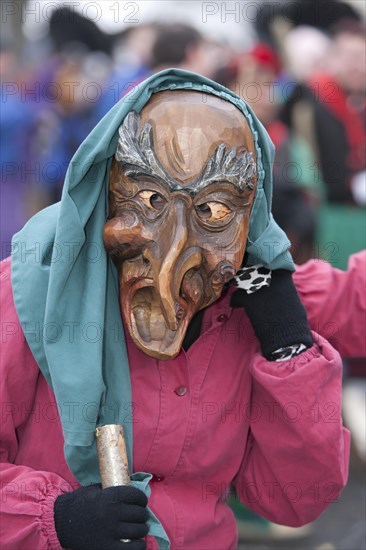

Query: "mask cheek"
<box><xmin>224</xmin><ymin>210</ymin><xmax>251</xmax><ymax>269</ymax></box>
<box><xmin>201</xmin><ymin>216</ymin><xmax>248</xmax><ymax>275</ymax></box>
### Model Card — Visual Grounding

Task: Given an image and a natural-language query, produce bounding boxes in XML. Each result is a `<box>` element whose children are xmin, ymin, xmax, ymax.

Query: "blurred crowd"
<box><xmin>1</xmin><ymin>0</ymin><xmax>365</xmax><ymax>268</ymax></box>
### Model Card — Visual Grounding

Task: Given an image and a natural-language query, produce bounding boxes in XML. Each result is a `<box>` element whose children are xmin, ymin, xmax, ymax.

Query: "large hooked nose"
<box><xmin>145</xmin><ymin>198</ymin><xmax>202</xmax><ymax>331</ymax></box>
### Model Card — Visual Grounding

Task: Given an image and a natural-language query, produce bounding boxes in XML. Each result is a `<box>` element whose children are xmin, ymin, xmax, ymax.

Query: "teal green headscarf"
<box><xmin>11</xmin><ymin>69</ymin><xmax>294</xmax><ymax>548</ymax></box>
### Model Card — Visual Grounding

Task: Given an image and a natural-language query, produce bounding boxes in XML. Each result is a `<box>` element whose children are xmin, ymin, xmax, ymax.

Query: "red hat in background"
<box><xmin>249</xmin><ymin>43</ymin><xmax>282</xmax><ymax>75</ymax></box>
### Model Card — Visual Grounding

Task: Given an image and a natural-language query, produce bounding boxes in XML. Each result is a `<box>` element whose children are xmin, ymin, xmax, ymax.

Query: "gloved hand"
<box><xmin>231</xmin><ymin>269</ymin><xmax>313</xmax><ymax>360</ymax></box>
<box><xmin>54</xmin><ymin>484</ymin><xmax>149</xmax><ymax>550</ymax></box>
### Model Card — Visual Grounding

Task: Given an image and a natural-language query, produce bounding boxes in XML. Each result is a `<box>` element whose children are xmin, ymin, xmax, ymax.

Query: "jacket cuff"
<box><xmin>41</xmin><ymin>487</ymin><xmax>66</xmax><ymax>550</ymax></box>
<box><xmin>250</xmin><ymin>331</ymin><xmax>340</xmax><ymax>379</ymax></box>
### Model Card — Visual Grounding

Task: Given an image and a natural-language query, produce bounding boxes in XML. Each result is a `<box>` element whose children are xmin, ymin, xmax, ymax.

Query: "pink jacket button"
<box><xmin>174</xmin><ymin>386</ymin><xmax>188</xmax><ymax>396</ymax></box>
<box><xmin>217</xmin><ymin>314</ymin><xmax>228</xmax><ymax>322</ymax></box>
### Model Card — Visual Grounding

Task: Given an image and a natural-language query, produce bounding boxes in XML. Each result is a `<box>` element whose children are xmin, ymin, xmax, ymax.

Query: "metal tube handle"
<box><xmin>95</xmin><ymin>424</ymin><xmax>131</xmax><ymax>487</ymax></box>
<box><xmin>96</xmin><ymin>424</ymin><xmax>131</xmax><ymax>543</ymax></box>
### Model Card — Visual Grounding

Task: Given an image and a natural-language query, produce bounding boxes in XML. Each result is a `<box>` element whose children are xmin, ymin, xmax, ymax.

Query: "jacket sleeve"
<box><xmin>0</xmin><ymin>259</ymin><xmax>71</xmax><ymax>550</ymax></box>
<box><xmin>0</xmin><ymin>464</ymin><xmax>70</xmax><ymax>550</ymax></box>
<box><xmin>293</xmin><ymin>251</ymin><xmax>366</xmax><ymax>358</ymax></box>
<box><xmin>234</xmin><ymin>333</ymin><xmax>350</xmax><ymax>527</ymax></box>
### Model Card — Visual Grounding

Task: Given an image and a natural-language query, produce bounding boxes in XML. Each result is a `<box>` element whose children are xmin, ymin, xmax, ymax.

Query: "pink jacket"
<box><xmin>2</xmin><ymin>253</ymin><xmax>364</xmax><ymax>550</ymax></box>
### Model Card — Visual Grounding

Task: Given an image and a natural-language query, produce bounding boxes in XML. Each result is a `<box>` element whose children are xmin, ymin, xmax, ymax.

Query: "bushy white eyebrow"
<box><xmin>116</xmin><ymin>111</ymin><xmax>256</xmax><ymax>194</ymax></box>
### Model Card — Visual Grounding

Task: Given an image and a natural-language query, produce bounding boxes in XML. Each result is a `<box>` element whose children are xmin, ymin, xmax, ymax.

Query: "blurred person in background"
<box><xmin>282</xmin><ymin>20</ymin><xmax>365</xmax><ymax>208</ymax></box>
<box><xmin>1</xmin><ymin>5</ymin><xmax>115</xmax><ymax>258</ymax></box>
<box><xmin>255</xmin><ymin>0</ymin><xmax>361</xmax><ymax>46</ymax></box>
<box><xmin>30</xmin><ymin>6</ymin><xmax>113</xmax><ymax>202</ymax></box>
<box><xmin>282</xmin><ymin>25</ymin><xmax>332</xmax><ymax>85</ymax></box>
<box><xmin>280</xmin><ymin>19</ymin><xmax>365</xmax><ymax>269</ymax></box>
<box><xmin>0</xmin><ymin>40</ymin><xmax>39</xmax><ymax>259</ymax></box>
<box><xmin>31</xmin><ymin>46</ymin><xmax>111</xmax><ymax>202</ymax></box>
<box><xmin>149</xmin><ymin>23</ymin><xmax>227</xmax><ymax>80</ymax></box>
<box><xmin>96</xmin><ymin>24</ymin><xmax>159</xmax><ymax>118</ymax></box>
<box><xmin>48</xmin><ymin>6</ymin><xmax>112</xmax><ymax>55</ymax></box>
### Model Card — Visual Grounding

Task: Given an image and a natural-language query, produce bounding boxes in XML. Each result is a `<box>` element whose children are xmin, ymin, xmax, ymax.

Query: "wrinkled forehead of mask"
<box><xmin>118</xmin><ymin>90</ymin><xmax>257</xmax><ymax>188</ymax></box>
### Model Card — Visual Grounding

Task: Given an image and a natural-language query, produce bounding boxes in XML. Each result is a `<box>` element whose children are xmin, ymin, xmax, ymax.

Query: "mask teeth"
<box><xmin>133</xmin><ymin>306</ymin><xmax>151</xmax><ymax>343</ymax></box>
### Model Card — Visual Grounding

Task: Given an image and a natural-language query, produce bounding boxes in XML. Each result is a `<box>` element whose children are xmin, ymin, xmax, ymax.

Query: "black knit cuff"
<box><xmin>54</xmin><ymin>492</ymin><xmax>74</xmax><ymax>548</ymax></box>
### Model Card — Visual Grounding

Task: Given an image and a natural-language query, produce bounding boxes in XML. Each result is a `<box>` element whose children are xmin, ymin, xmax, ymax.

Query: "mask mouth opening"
<box><xmin>131</xmin><ymin>286</ymin><xmax>187</xmax><ymax>343</ymax></box>
<box><xmin>126</xmin><ymin>281</ymin><xmax>193</xmax><ymax>359</ymax></box>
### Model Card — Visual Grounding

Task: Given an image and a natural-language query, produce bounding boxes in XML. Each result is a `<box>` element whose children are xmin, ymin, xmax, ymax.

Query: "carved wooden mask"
<box><xmin>103</xmin><ymin>91</ymin><xmax>257</xmax><ymax>359</ymax></box>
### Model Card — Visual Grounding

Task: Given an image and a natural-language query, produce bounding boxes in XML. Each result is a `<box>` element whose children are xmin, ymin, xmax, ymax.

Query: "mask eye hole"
<box><xmin>139</xmin><ymin>190</ymin><xmax>166</xmax><ymax>211</ymax></box>
<box><xmin>196</xmin><ymin>202</ymin><xmax>232</xmax><ymax>222</ymax></box>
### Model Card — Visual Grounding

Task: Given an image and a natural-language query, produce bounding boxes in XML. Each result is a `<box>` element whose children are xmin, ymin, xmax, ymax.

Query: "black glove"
<box><xmin>231</xmin><ymin>269</ymin><xmax>313</xmax><ymax>360</ymax></box>
<box><xmin>54</xmin><ymin>484</ymin><xmax>149</xmax><ymax>550</ymax></box>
